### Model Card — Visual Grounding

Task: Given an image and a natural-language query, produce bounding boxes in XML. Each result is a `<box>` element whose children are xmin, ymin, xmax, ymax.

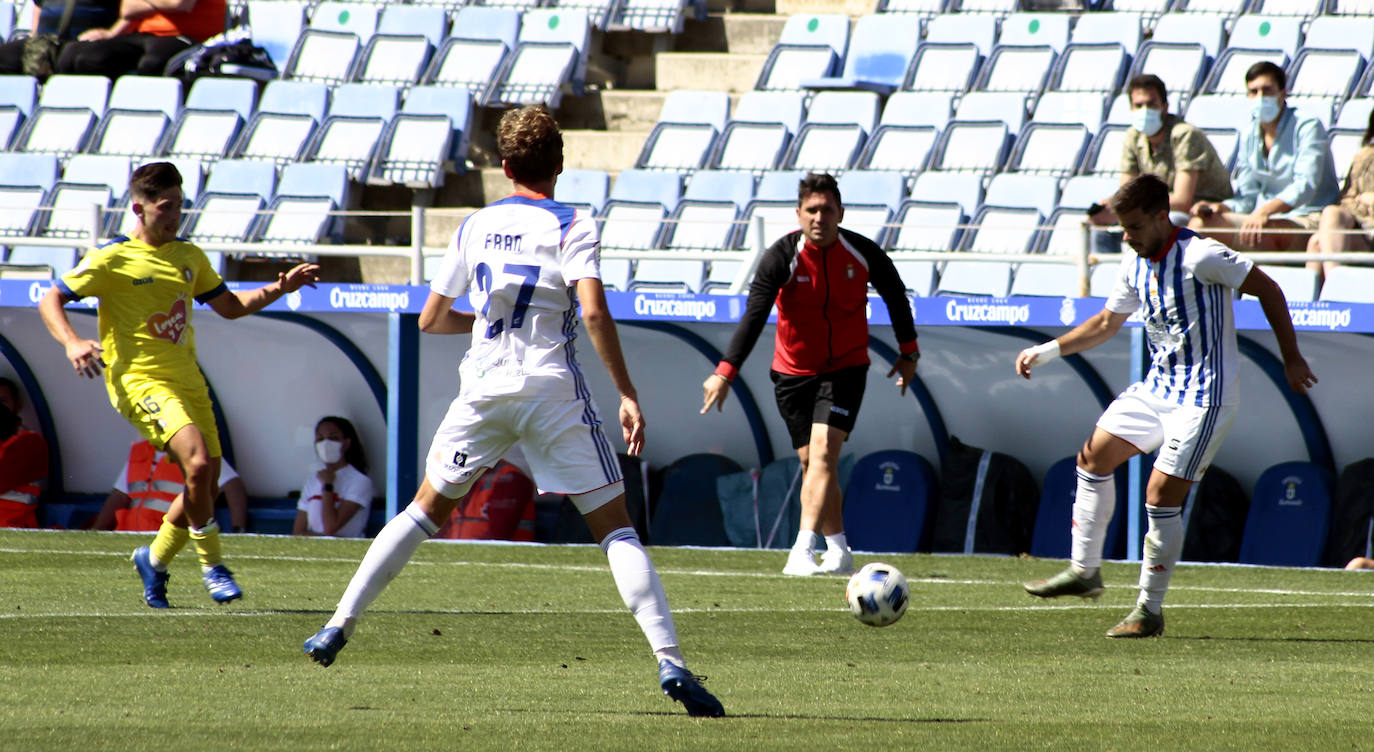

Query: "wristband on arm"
<box><xmin>1024</xmin><ymin>340</ymin><xmax>1061</xmax><ymax>368</ymax></box>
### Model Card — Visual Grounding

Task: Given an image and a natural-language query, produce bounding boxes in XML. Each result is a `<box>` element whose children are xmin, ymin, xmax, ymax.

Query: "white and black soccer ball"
<box><xmin>844</xmin><ymin>562</ymin><xmax>910</xmax><ymax>627</ymax></box>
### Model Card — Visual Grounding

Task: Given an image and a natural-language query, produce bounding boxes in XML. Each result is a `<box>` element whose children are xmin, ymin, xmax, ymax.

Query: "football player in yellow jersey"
<box><xmin>39</xmin><ymin>162</ymin><xmax>320</xmax><ymax>608</ymax></box>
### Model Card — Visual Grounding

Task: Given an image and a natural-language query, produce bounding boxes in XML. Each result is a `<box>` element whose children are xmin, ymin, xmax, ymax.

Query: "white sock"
<box><xmin>1070</xmin><ymin>468</ymin><xmax>1115</xmax><ymax>577</ymax></box>
<box><xmin>601</xmin><ymin>527</ymin><xmax>680</xmax><ymax>657</ymax></box>
<box><xmin>1137</xmin><ymin>504</ymin><xmax>1184</xmax><ymax>614</ymax></box>
<box><xmin>793</xmin><ymin>529</ymin><xmax>820</xmax><ymax>552</ymax></box>
<box><xmin>326</xmin><ymin>501</ymin><xmax>438</xmax><ymax>635</ymax></box>
<box><xmin>824</xmin><ymin>532</ymin><xmax>849</xmax><ymax>553</ymax></box>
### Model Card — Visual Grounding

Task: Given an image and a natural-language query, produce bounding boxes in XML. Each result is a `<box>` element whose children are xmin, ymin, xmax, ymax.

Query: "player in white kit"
<box><xmin>303</xmin><ymin>106</ymin><xmax>724</xmax><ymax>717</ymax></box>
<box><xmin>1015</xmin><ymin>174</ymin><xmax>1317</xmax><ymax>638</ymax></box>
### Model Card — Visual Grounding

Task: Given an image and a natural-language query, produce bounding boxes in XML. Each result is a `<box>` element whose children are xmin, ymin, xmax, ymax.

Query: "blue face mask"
<box><xmin>1130</xmin><ymin>107</ymin><xmax>1164</xmax><ymax>137</ymax></box>
<box><xmin>1251</xmin><ymin>95</ymin><xmax>1281</xmax><ymax>124</ymax></box>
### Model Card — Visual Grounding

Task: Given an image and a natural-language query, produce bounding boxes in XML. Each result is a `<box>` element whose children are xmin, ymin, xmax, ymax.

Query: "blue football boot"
<box><xmin>131</xmin><ymin>546</ymin><xmax>170</xmax><ymax>609</ymax></box>
<box><xmin>304</xmin><ymin>626</ymin><xmax>348</xmax><ymax>667</ymax></box>
<box><xmin>658</xmin><ymin>659</ymin><xmax>725</xmax><ymax>718</ymax></box>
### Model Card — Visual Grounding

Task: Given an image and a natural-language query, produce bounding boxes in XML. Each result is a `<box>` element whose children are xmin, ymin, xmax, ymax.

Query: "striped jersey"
<box><xmin>1105</xmin><ymin>227</ymin><xmax>1254</xmax><ymax>407</ymax></box>
<box><xmin>431</xmin><ymin>191</ymin><xmax>601</xmax><ymax>400</ymax></box>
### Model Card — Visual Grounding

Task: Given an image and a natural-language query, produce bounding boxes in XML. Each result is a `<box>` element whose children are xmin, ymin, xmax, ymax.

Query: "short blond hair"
<box><xmin>497</xmin><ymin>105</ymin><xmax>563</xmax><ymax>184</ymax></box>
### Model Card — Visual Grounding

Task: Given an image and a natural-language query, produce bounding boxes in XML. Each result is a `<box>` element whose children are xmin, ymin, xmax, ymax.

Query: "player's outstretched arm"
<box><xmin>1015</xmin><ymin>308</ymin><xmax>1129</xmax><ymax>379</ymax></box>
<box><xmin>1239</xmin><ymin>267</ymin><xmax>1318</xmax><ymax>394</ymax></box>
<box><xmin>418</xmin><ymin>292</ymin><xmax>475</xmax><ymax>334</ymax></box>
<box><xmin>576</xmin><ymin>277</ymin><xmax>644</xmax><ymax>455</ymax></box>
<box><xmin>207</xmin><ymin>263</ymin><xmax>320</xmax><ymax>320</ymax></box>
<box><xmin>39</xmin><ymin>287</ymin><xmax>103</xmax><ymax>378</ymax></box>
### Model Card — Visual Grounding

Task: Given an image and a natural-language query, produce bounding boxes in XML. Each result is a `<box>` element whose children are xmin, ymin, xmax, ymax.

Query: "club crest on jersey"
<box><xmin>1146</xmin><ymin>274</ymin><xmax>1162</xmax><ymax>309</ymax></box>
<box><xmin>181</xmin><ymin>266</ymin><xmax>193</xmax><ymax>282</ymax></box>
<box><xmin>146</xmin><ymin>296</ymin><xmax>189</xmax><ymax>344</ymax></box>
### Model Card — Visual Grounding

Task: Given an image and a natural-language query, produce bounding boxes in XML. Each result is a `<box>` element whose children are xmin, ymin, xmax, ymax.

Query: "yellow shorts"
<box><xmin>111</xmin><ymin>377</ymin><xmax>222</xmax><ymax>457</ymax></box>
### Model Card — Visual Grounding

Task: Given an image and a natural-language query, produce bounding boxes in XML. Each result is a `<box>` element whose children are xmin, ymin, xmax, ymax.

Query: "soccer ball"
<box><xmin>844</xmin><ymin>562</ymin><xmax>910</xmax><ymax>627</ymax></box>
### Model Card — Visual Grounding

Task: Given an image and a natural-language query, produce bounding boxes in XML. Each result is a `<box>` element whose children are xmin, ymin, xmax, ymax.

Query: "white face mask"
<box><xmin>316</xmin><ymin>439</ymin><xmax>343</xmax><ymax>465</ymax></box>
<box><xmin>1131</xmin><ymin>106</ymin><xmax>1164</xmax><ymax>137</ymax></box>
<box><xmin>1251</xmin><ymin>95</ymin><xmax>1281</xmax><ymax>124</ymax></box>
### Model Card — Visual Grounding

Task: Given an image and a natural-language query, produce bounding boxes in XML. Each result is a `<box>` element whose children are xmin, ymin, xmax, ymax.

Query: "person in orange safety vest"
<box><xmin>93</xmin><ymin>439</ymin><xmax>247</xmax><ymax>532</ymax></box>
<box><xmin>0</xmin><ymin>382</ymin><xmax>48</xmax><ymax>528</ymax></box>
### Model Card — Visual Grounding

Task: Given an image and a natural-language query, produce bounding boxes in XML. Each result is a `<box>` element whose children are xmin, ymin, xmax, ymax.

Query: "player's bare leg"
<box><xmin>788</xmin><ymin>424</ymin><xmax>851</xmax><ymax>576</ymax></box>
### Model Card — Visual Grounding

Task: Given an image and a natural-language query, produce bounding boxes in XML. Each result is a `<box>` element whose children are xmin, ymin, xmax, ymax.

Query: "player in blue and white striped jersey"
<box><xmin>302</xmin><ymin>106</ymin><xmax>723</xmax><ymax>717</ymax></box>
<box><xmin>1015</xmin><ymin>174</ymin><xmax>1317</xmax><ymax>638</ymax></box>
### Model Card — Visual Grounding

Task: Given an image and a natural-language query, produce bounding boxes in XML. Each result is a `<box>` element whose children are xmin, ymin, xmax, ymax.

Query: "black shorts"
<box><xmin>770</xmin><ymin>365</ymin><xmax>868</xmax><ymax>449</ymax></box>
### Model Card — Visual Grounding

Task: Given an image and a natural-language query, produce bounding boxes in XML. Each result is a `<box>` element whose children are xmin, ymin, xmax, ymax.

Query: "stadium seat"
<box><xmin>1082</xmin><ymin>124</ymin><xmax>1131</xmax><ymax>176</ymax></box>
<box><xmin>284</xmin><ymin>29</ymin><xmax>363</xmax><ymax>87</ymax></box>
<box><xmin>0</xmin><ymin>75</ymin><xmax>35</xmax><ymax>148</ymax></box>
<box><xmin>304</xmin><ymin>83</ymin><xmax>398</xmax><ymax>179</ymax></box>
<box><xmin>487</xmin><ymin>9</ymin><xmax>591</xmax><ymax>109</ymax></box>
<box><xmin>1251</xmin><ymin>0</ymin><xmax>1323</xmax><ymax>16</ymax></box>
<box><xmin>1288</xmin><ymin>48</ymin><xmax>1366</xmax><ymax>106</ymax></box>
<box><xmin>910</xmin><ymin>170</ymin><xmax>982</xmax><ymax>215</ymax></box>
<box><xmin>1203</xmin><ymin>126</ymin><xmax>1241</xmax><ymax>170</ymax></box>
<box><xmin>1152</xmin><ymin>12</ymin><xmax>1226</xmax><ymax>59</ymax></box>
<box><xmin>229</xmin><ymin>81</ymin><xmax>328</xmax><ymax>168</ymax></box>
<box><xmin>1038</xmin><ymin>207</ymin><xmax>1093</xmax><ymax>258</ymax></box>
<box><xmin>62</xmin><ymin>155</ymin><xmax>130</xmax><ymax>198</ymax></box>
<box><xmin>613</xmin><ymin>0</ymin><xmax>697</xmax><ymax>34</ymax></box>
<box><xmin>998</xmin><ymin>12</ymin><xmax>1070</xmax><ymax>52</ymax></box>
<box><xmin>14</xmin><ymin>75</ymin><xmax>109</xmax><ymax>159</ymax></box>
<box><xmin>843</xmin><ymin>450</ymin><xmax>937</xmax><ymax>553</ymax></box>
<box><xmin>1029</xmin><ymin>458</ymin><xmax>1127</xmax><ymax>559</ymax></box>
<box><xmin>1227</xmin><ymin>15</ymin><xmax>1302</xmax><ymax>58</ymax></box>
<box><xmin>1201</xmin><ymin>48</ymin><xmax>1288</xmax><ymax>95</ymax></box>
<box><xmin>1335</xmin><ymin>98</ymin><xmax>1374</xmax><ymax>130</ymax></box>
<box><xmin>635</xmin><ymin>89</ymin><xmax>729</xmax><ymax>173</ymax></box>
<box><xmin>1318</xmin><ymin>264</ymin><xmax>1374</xmax><ymax>302</ymax></box>
<box><xmin>755</xmin><ymin>13</ymin><xmax>849</xmax><ymax>91</ymax></box>
<box><xmin>1008</xmin><ymin>122</ymin><xmax>1090</xmax><ymax>176</ymax></box>
<box><xmin>247</xmin><ymin>0</ymin><xmax>308</xmax><ymax>71</ymax></box>
<box><xmin>4</xmin><ymin>244</ymin><xmax>77</xmax><ymax>276</ymax></box>
<box><xmin>1174</xmin><ymin>0</ymin><xmax>1251</xmax><ymax>21</ymax></box>
<box><xmin>1009</xmin><ymin>263</ymin><xmax>1081</xmax><ymax>297</ymax></box>
<box><xmin>1048</xmin><ymin>42</ymin><xmax>1130</xmax><ymax>96</ymax></box>
<box><xmin>1069</xmin><ymin>12</ymin><xmax>1142</xmax><ymax>55</ymax></box>
<box><xmin>205</xmin><ymin>158</ymin><xmax>277</xmax><ymax>198</ymax></box>
<box><xmin>0</xmin><ymin>184</ymin><xmax>49</xmax><ymax>238</ymax></box>
<box><xmin>976</xmin><ymin>44</ymin><xmax>1057</xmax><ymax>94</ymax></box>
<box><xmin>1032</xmin><ymin>91</ymin><xmax>1108</xmax><ymax>133</ymax></box>
<box><xmin>875</xmin><ymin>0</ymin><xmax>947</xmax><ymax>19</ymax></box>
<box><xmin>709</xmin><ymin>91</ymin><xmax>805</xmax><ymax>174</ymax></box>
<box><xmin>39</xmin><ymin>181</ymin><xmax>112</xmax><ymax>240</ymax></box>
<box><xmin>735</xmin><ymin>197</ymin><xmax>800</xmax><ymax>250</ymax></box>
<box><xmin>1090</xmin><ymin>258</ymin><xmax>1123</xmax><ymax>294</ymax></box>
<box><xmin>369</xmin><ymin>85</ymin><xmax>474</xmax><ymax>186</ymax></box>
<box><xmin>257</xmin><ymin>194</ymin><xmax>335</xmax><ymax>245</ymax></box>
<box><xmin>903</xmin><ymin>42</ymin><xmax>983</xmax><ymax>94</ymax></box>
<box><xmin>87</xmin><ymin>76</ymin><xmax>181</xmax><ymax>158</ymax></box>
<box><xmin>938</xmin><ymin>205</ymin><xmax>1041</xmax><ymax>297</ymax></box>
<box><xmin>353</xmin><ymin>4</ymin><xmax>446</xmax><ymax>87</ymax></box>
<box><xmin>1327</xmin><ymin>127</ymin><xmax>1364</xmax><ymax>187</ymax></box>
<box><xmin>655</xmin><ymin>171</ymin><xmax>754</xmax><ymax>293</ymax></box>
<box><xmin>1185</xmin><ymin>93</ymin><xmax>1250</xmax><ymax>131</ymax></box>
<box><xmin>1058</xmin><ymin>174</ymin><xmax>1120</xmax><ymax>210</ymax></box>
<box><xmin>954</xmin><ymin>91</ymin><xmax>1029</xmax><ymax>133</ymax></box>
<box><xmin>1242</xmin><ymin>264</ymin><xmax>1318</xmax><ymax>302</ymax></box>
<box><xmin>856</xmin><ymin>122</ymin><xmax>939</xmax><ymax>179</ymax></box>
<box><xmin>955</xmin><ymin>0</ymin><xmax>1017</xmax><ymax>16</ymax></box>
<box><xmin>889</xmin><ymin>199</ymin><xmax>965</xmax><ymax>253</ymax></box>
<box><xmin>784</xmin><ymin>91</ymin><xmax>880</xmax><ymax>174</ymax></box>
<box><xmin>421</xmin><ymin>7</ymin><xmax>520</xmax><ymax>100</ymax></box>
<box><xmin>1238</xmin><ymin>461</ymin><xmax>1333</xmax><ymax>567</ymax></box>
<box><xmin>161</xmin><ymin>77</ymin><xmax>257</xmax><ymax>164</ymax></box>
<box><xmin>553</xmin><ymin>168</ymin><xmax>609</xmax><ymax>215</ymax></box>
<box><xmin>983</xmin><ymin>172</ymin><xmax>1059</xmax><ymax>217</ymax></box>
<box><xmin>185</xmin><ymin>193</ymin><xmax>264</xmax><ymax>244</ymax></box>
<box><xmin>549</xmin><ymin>0</ymin><xmax>619</xmax><ymax>29</ymax></box>
<box><xmin>649</xmin><ymin>454</ymin><xmax>740</xmax><ymax>547</ymax></box>
<box><xmin>1107</xmin><ymin>0</ymin><xmax>1172</xmax><ymax>29</ymax></box>
<box><xmin>802</xmin><ymin>14</ymin><xmax>920</xmax><ymax>95</ymax></box>
<box><xmin>278</xmin><ymin>162</ymin><xmax>350</xmax><ymax>207</ymax></box>
<box><xmin>1304</xmin><ymin>14</ymin><xmax>1374</xmax><ymax>58</ymax></box>
<box><xmin>1126</xmin><ymin>42</ymin><xmax>1210</xmax><ymax>106</ymax></box>
<box><xmin>835</xmin><ymin>170</ymin><xmax>903</xmax><ymax>246</ymax></box>
<box><xmin>928</xmin><ymin>120</ymin><xmax>1011</xmax><ymax>174</ymax></box>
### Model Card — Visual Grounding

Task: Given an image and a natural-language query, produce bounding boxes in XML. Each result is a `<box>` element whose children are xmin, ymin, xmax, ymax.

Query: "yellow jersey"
<box><xmin>57</xmin><ymin>235</ymin><xmax>227</xmax><ymax>388</ymax></box>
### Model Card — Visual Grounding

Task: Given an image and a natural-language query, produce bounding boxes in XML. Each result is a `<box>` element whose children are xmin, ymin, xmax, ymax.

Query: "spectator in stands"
<box><xmin>92</xmin><ymin>438</ymin><xmax>248</xmax><ymax>533</ymax></box>
<box><xmin>293</xmin><ymin>416</ymin><xmax>373</xmax><ymax>538</ymax></box>
<box><xmin>435</xmin><ymin>448</ymin><xmax>536</xmax><ymax>540</ymax></box>
<box><xmin>1306</xmin><ymin>108</ymin><xmax>1374</xmax><ymax>279</ymax></box>
<box><xmin>0</xmin><ymin>0</ymin><xmax>120</xmax><ymax>75</ymax></box>
<box><xmin>1088</xmin><ymin>74</ymin><xmax>1233</xmax><ymax>231</ymax></box>
<box><xmin>57</xmin><ymin>0</ymin><xmax>226</xmax><ymax>78</ymax></box>
<box><xmin>701</xmin><ymin>172</ymin><xmax>921</xmax><ymax>578</ymax></box>
<box><xmin>1016</xmin><ymin>174</ymin><xmax>1316</xmax><ymax>638</ymax></box>
<box><xmin>0</xmin><ymin>390</ymin><xmax>48</xmax><ymax>528</ymax></box>
<box><xmin>1189</xmin><ymin>61</ymin><xmax>1341</xmax><ymax>252</ymax></box>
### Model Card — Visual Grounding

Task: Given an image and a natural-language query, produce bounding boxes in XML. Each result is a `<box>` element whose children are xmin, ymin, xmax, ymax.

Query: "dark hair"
<box><xmin>129</xmin><ymin>162</ymin><xmax>183</xmax><ymax>201</ymax></box>
<box><xmin>1126</xmin><ymin>74</ymin><xmax>1168</xmax><ymax>108</ymax></box>
<box><xmin>318</xmin><ymin>415</ymin><xmax>368</xmax><ymax>474</ymax></box>
<box><xmin>0</xmin><ymin>402</ymin><xmax>18</xmax><ymax>441</ymax></box>
<box><xmin>1109</xmin><ymin>174</ymin><xmax>1171</xmax><ymax>217</ymax></box>
<box><xmin>1244</xmin><ymin>61</ymin><xmax>1287</xmax><ymax>91</ymax></box>
<box><xmin>497</xmin><ymin>105</ymin><xmax>563</xmax><ymax>184</ymax></box>
<box><xmin>797</xmin><ymin>172</ymin><xmax>841</xmax><ymax>207</ymax></box>
<box><xmin>0</xmin><ymin>376</ymin><xmax>20</xmax><ymax>411</ymax></box>
<box><xmin>1364</xmin><ymin>106</ymin><xmax>1374</xmax><ymax>147</ymax></box>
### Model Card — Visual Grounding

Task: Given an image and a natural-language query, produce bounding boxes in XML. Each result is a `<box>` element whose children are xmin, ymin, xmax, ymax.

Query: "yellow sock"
<box><xmin>189</xmin><ymin>520</ymin><xmax>224</xmax><ymax>570</ymax></box>
<box><xmin>149</xmin><ymin>519</ymin><xmax>190</xmax><ymax>569</ymax></box>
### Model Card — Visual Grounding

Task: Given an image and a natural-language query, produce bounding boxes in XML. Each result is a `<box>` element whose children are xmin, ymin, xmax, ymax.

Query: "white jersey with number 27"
<box><xmin>430</xmin><ymin>192</ymin><xmax>601</xmax><ymax>401</ymax></box>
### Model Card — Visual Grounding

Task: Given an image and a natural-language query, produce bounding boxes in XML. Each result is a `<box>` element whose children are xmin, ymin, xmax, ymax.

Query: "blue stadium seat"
<box><xmin>928</xmin><ymin>120</ymin><xmax>1012</xmax><ymax>174</ymax></box>
<box><xmin>62</xmin><ymin>154</ymin><xmax>130</xmax><ymax>198</ymax></box>
<box><xmin>878</xmin><ymin>90</ymin><xmax>954</xmax><ymax>131</ymax></box>
<box><xmin>888</xmin><ymin>199</ymin><xmax>961</xmax><ymax>297</ymax></box>
<box><xmin>305</xmin><ymin>83</ymin><xmax>398</xmax><ymax>179</ymax></box>
<box><xmin>999</xmin><ymin>12</ymin><xmax>1070</xmax><ymax>52</ymax></box>
<box><xmin>1126</xmin><ymin>42</ymin><xmax>1210</xmax><ymax>106</ymax></box>
<box><xmin>230</xmin><ymin>81</ymin><xmax>327</xmax><ymax>168</ymax></box>
<box><xmin>353</xmin><ymin>5</ymin><xmax>445</xmax><ymax>87</ymax></box>
<box><xmin>1288</xmin><ymin>48</ymin><xmax>1366</xmax><ymax>105</ymax></box>
<box><xmin>1228</xmin><ymin>14</ymin><xmax>1302</xmax><ymax>58</ymax></box>
<box><xmin>1083</xmin><ymin>124</ymin><xmax>1131</xmax><ymax>176</ymax></box>
<box><xmin>910</xmin><ymin>170</ymin><xmax>983</xmax><ymax>214</ymax></box>
<box><xmin>650</xmin><ymin>454</ymin><xmax>741</xmax><ymax>546</ymax></box>
<box><xmin>1009</xmin><ymin>122</ymin><xmax>1090</xmax><ymax>177</ymax></box>
<box><xmin>162</xmin><ymin>78</ymin><xmax>258</xmax><ymax>163</ymax></box>
<box><xmin>1049</xmin><ymin>43</ymin><xmax>1130</xmax><ymax>95</ymax></box>
<box><xmin>0</xmin><ymin>185</ymin><xmax>49</xmax><ymax>239</ymax></box>
<box><xmin>487</xmin><ymin>9</ymin><xmax>591</xmax><ymax>109</ymax></box>
<box><xmin>635</xmin><ymin>90</ymin><xmax>730</xmax><ymax>173</ymax></box>
<box><xmin>375</xmin><ymin>3</ymin><xmax>446</xmax><ymax>46</ymax></box>
<box><xmin>0</xmin><ymin>152</ymin><xmax>58</xmax><ymax>190</ymax></box>
<box><xmin>1172</xmin><ymin>0</ymin><xmax>1253</xmax><ymax>23</ymax></box>
<box><xmin>784</xmin><ymin>91</ymin><xmax>879</xmax><ymax>174</ymax></box>
<box><xmin>1107</xmin><ymin>0</ymin><xmax>1171</xmax><ymax>29</ymax></box>
<box><xmin>1335</xmin><ymin>97</ymin><xmax>1374</xmax><ymax>129</ymax></box>
<box><xmin>1318</xmin><ymin>264</ymin><xmax>1374</xmax><ymax>302</ymax></box>
<box><xmin>88</xmin><ymin>76</ymin><xmax>181</xmax><ymax>158</ymax></box>
<box><xmin>754</xmin><ymin>169</ymin><xmax>806</xmax><ymax>201</ymax></box>
<box><xmin>549</xmin><ymin>0</ymin><xmax>619</xmax><ymax>29</ymax></box>
<box><xmin>836</xmin><ymin>170</ymin><xmax>904</xmax><ymax>245</ymax></box>
<box><xmin>284</xmin><ymin>29</ymin><xmax>362</xmax><ymax>87</ymax></box>
<box><xmin>38</xmin><ymin>181</ymin><xmax>112</xmax><ymax>241</ymax></box>
<box><xmin>1038</xmin><ymin>207</ymin><xmax>1094</xmax><ymax>258</ymax></box>
<box><xmin>309</xmin><ymin>2</ymin><xmax>380</xmax><ymax>41</ymax></box>
<box><xmin>903</xmin><ymin>42</ymin><xmax>983</xmax><ymax>93</ymax></box>
<box><xmin>955</xmin><ymin>0</ymin><xmax>1017</xmax><ymax>17</ymax></box>
<box><xmin>1239</xmin><ymin>461</ymin><xmax>1333</xmax><ymax>567</ymax></box>
<box><xmin>1304</xmin><ymin>14</ymin><xmax>1374</xmax><ymax>58</ymax></box>
<box><xmin>246</xmin><ymin>0</ymin><xmax>307</xmax><ymax>71</ymax></box>
<box><xmin>601</xmin><ymin>170</ymin><xmax>677</xmax><ymax>257</ymax></box>
<box><xmin>755</xmin><ymin>13</ymin><xmax>849</xmax><ymax>91</ymax></box>
<box><xmin>1070</xmin><ymin>12</ymin><xmax>1142</xmax><ymax>55</ymax></box>
<box><xmin>613</xmin><ymin>0</ymin><xmax>698</xmax><ymax>34</ymax></box>
<box><xmin>976</xmin><ymin>44</ymin><xmax>1057</xmax><ymax>94</ymax></box>
<box><xmin>205</xmin><ymin>159</ymin><xmax>277</xmax><ymax>198</ymax></box>
<box><xmin>278</xmin><ymin>162</ymin><xmax>350</xmax><ymax>206</ymax></box>
<box><xmin>611</xmin><ymin>168</ymin><xmax>682</xmax><ymax>208</ymax></box>
<box><xmin>1033</xmin><ymin>91</ymin><xmax>1108</xmax><ymax>132</ymax></box>
<box><xmin>1184</xmin><ymin>93</ymin><xmax>1250</xmax><ymax>131</ymax></box>
<box><xmin>1058</xmin><ymin>174</ymin><xmax>1120</xmax><ymax>210</ymax></box>
<box><xmin>983</xmin><ymin>172</ymin><xmax>1059</xmax><ymax>216</ymax></box>
<box><xmin>1202</xmin><ymin>48</ymin><xmax>1288</xmax><ymax>95</ymax></box>
<box><xmin>421</xmin><ymin>7</ymin><xmax>520</xmax><ymax>100</ymax></box>
<box><xmin>1028</xmin><ymin>458</ymin><xmax>1127</xmax><ymax>559</ymax></box>
<box><xmin>843</xmin><ymin>450</ymin><xmax>937</xmax><ymax>553</ymax></box>
<box><xmin>924</xmin><ymin>13</ymin><xmax>997</xmax><ymax>56</ymax></box>
<box><xmin>954</xmin><ymin>91</ymin><xmax>1029</xmax><ymax>132</ymax></box>
<box><xmin>1152</xmin><ymin>12</ymin><xmax>1226</xmax><ymax>58</ymax></box>
<box><xmin>802</xmin><ymin>14</ymin><xmax>919</xmax><ymax>95</ymax></box>
<box><xmin>1251</xmin><ymin>0</ymin><xmax>1323</xmax><ymax>17</ymax></box>
<box><xmin>553</xmin><ymin>168</ymin><xmax>609</xmax><ymax>214</ymax></box>
<box><xmin>938</xmin><ymin>205</ymin><xmax>1041</xmax><ymax>296</ymax></box>
<box><xmin>14</xmin><ymin>75</ymin><xmax>109</xmax><ymax>159</ymax></box>
<box><xmin>0</xmin><ymin>74</ymin><xmax>37</xmax><ymax>117</ymax></box>
<box><xmin>709</xmin><ymin>91</ymin><xmax>805</xmax><ymax>174</ymax></box>
<box><xmin>875</xmin><ymin>0</ymin><xmax>948</xmax><ymax>18</ymax></box>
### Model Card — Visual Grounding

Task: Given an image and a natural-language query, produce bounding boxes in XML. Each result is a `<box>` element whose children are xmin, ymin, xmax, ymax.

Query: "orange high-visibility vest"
<box><xmin>115</xmin><ymin>442</ymin><xmax>184</xmax><ymax>532</ymax></box>
<box><xmin>437</xmin><ymin>461</ymin><xmax>536</xmax><ymax>541</ymax></box>
<box><xmin>0</xmin><ymin>429</ymin><xmax>45</xmax><ymax>528</ymax></box>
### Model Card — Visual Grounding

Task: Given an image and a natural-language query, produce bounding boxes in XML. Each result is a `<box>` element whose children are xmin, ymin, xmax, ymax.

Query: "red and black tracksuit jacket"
<box><xmin>713</xmin><ymin>228</ymin><xmax>919</xmax><ymax>380</ymax></box>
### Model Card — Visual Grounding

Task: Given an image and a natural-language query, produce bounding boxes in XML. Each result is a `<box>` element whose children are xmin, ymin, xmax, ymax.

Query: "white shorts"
<box><xmin>425</xmin><ymin>396</ymin><xmax>624</xmax><ymax>513</ymax></box>
<box><xmin>1096</xmin><ymin>387</ymin><xmax>1238</xmax><ymax>482</ymax></box>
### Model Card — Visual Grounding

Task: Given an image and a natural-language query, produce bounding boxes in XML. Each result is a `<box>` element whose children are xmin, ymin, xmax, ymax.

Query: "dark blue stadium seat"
<box><xmin>842</xmin><ymin>450</ymin><xmax>936</xmax><ymax>553</ymax></box>
<box><xmin>1239</xmin><ymin>461</ymin><xmax>1334</xmax><ymax>567</ymax></box>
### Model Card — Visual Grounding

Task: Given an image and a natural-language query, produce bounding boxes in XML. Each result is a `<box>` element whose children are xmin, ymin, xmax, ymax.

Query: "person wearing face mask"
<box><xmin>293</xmin><ymin>416</ymin><xmax>373</xmax><ymax>538</ymax></box>
<box><xmin>1189</xmin><ymin>61</ymin><xmax>1341</xmax><ymax>251</ymax></box>
<box><xmin>1088</xmin><ymin>74</ymin><xmax>1233</xmax><ymax>234</ymax></box>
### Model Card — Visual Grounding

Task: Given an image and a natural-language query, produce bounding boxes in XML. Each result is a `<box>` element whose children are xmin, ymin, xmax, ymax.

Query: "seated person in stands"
<box><xmin>435</xmin><ymin>447</ymin><xmax>536</xmax><ymax>541</ymax></box>
<box><xmin>0</xmin><ymin>0</ymin><xmax>120</xmax><ymax>74</ymax></box>
<box><xmin>1088</xmin><ymin>74</ymin><xmax>1233</xmax><ymax>229</ymax></box>
<box><xmin>57</xmin><ymin>0</ymin><xmax>226</xmax><ymax>78</ymax></box>
<box><xmin>1189</xmin><ymin>61</ymin><xmax>1341</xmax><ymax>252</ymax></box>
<box><xmin>93</xmin><ymin>438</ymin><xmax>248</xmax><ymax>533</ymax></box>
<box><xmin>0</xmin><ymin>390</ymin><xmax>48</xmax><ymax>528</ymax></box>
<box><xmin>1307</xmin><ymin>107</ymin><xmax>1374</xmax><ymax>279</ymax></box>
<box><xmin>293</xmin><ymin>416</ymin><xmax>373</xmax><ymax>538</ymax></box>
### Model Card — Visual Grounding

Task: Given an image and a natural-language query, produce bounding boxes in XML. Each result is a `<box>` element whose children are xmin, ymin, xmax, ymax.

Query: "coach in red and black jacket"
<box><xmin>701</xmin><ymin>173</ymin><xmax>920</xmax><ymax>578</ymax></box>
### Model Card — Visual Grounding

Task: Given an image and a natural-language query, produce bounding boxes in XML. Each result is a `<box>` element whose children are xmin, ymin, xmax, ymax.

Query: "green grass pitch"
<box><xmin>2</xmin><ymin>530</ymin><xmax>1373</xmax><ymax>751</ymax></box>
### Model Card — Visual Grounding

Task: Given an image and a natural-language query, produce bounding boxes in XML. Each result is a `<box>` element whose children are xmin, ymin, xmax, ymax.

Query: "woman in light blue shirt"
<box><xmin>1189</xmin><ymin>61</ymin><xmax>1341</xmax><ymax>251</ymax></box>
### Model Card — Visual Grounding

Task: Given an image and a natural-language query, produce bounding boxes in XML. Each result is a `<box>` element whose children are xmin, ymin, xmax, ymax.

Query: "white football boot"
<box><xmin>782</xmin><ymin>546</ymin><xmax>820</xmax><ymax>576</ymax></box>
<box><xmin>816</xmin><ymin>545</ymin><xmax>854</xmax><ymax>575</ymax></box>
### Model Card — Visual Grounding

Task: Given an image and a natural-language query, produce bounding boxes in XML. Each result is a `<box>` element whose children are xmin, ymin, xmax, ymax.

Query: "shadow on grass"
<box><xmin>496</xmin><ymin>708</ymin><xmax>988</xmax><ymax>723</ymax></box>
<box><xmin>1173</xmin><ymin>635</ymin><xmax>1374</xmax><ymax>645</ymax></box>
